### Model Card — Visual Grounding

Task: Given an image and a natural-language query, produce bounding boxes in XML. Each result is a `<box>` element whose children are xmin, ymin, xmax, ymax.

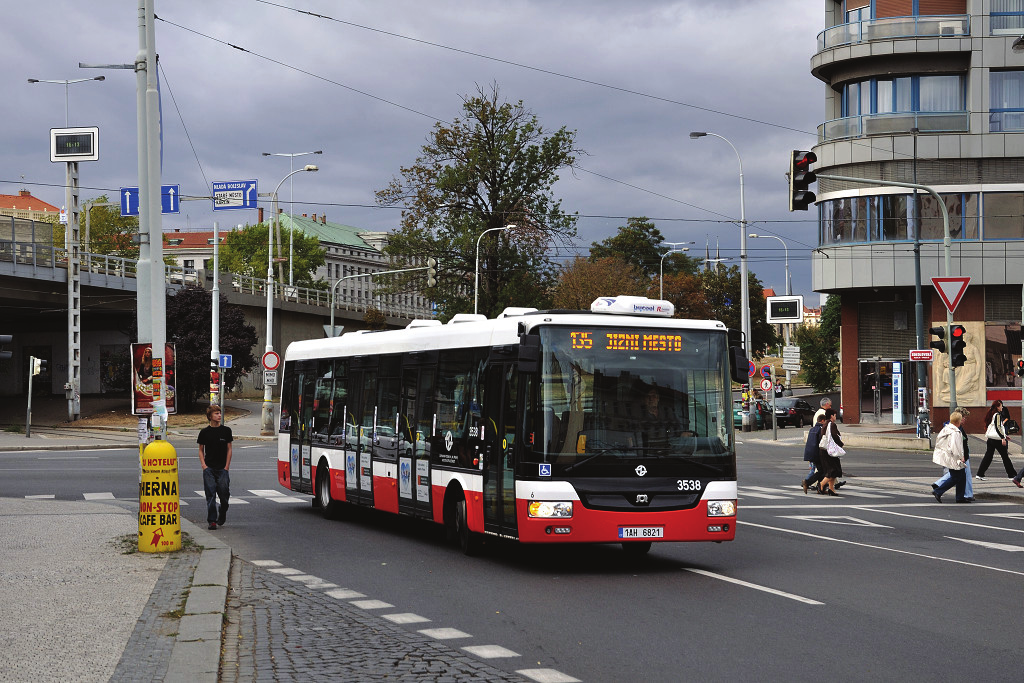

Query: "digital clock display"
<box><xmin>569</xmin><ymin>330</ymin><xmax>684</xmax><ymax>352</ymax></box>
<box><xmin>55</xmin><ymin>133</ymin><xmax>94</xmax><ymax>157</ymax></box>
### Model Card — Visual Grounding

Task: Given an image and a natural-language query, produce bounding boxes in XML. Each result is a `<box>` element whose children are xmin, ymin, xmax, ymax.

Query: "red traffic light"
<box><xmin>951</xmin><ymin>325</ymin><xmax>965</xmax><ymax>339</ymax></box>
<box><xmin>1017</xmin><ymin>359</ymin><xmax>1024</xmax><ymax>377</ymax></box>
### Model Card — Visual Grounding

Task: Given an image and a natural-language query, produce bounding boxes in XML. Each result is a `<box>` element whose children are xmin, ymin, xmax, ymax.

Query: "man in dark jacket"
<box><xmin>802</xmin><ymin>413</ymin><xmax>827</xmax><ymax>493</ymax></box>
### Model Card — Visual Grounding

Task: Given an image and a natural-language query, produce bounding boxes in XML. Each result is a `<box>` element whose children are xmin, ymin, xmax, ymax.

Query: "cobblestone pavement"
<box><xmin>222</xmin><ymin>558</ymin><xmax>530</xmax><ymax>682</ymax></box>
<box><xmin>111</xmin><ymin>548</ymin><xmax>202</xmax><ymax>682</ymax></box>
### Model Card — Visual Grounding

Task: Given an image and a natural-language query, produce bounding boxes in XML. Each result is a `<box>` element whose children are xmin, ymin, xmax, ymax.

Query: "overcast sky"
<box><xmin>3</xmin><ymin>1</ymin><xmax>824</xmax><ymax>303</ymax></box>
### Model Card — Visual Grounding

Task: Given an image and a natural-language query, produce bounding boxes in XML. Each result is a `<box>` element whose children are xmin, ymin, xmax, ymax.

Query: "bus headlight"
<box><xmin>528</xmin><ymin>501</ymin><xmax>573</xmax><ymax>518</ymax></box>
<box><xmin>707</xmin><ymin>500</ymin><xmax>736</xmax><ymax>517</ymax></box>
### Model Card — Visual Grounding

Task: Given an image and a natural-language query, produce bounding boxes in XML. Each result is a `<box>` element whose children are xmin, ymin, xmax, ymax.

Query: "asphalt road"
<box><xmin>3</xmin><ymin>438</ymin><xmax>1021</xmax><ymax>682</ymax></box>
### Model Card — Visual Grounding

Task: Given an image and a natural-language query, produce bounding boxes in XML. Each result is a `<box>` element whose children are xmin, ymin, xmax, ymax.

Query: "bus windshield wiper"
<box><xmin>561</xmin><ymin>446</ymin><xmax>638</xmax><ymax>473</ymax></box>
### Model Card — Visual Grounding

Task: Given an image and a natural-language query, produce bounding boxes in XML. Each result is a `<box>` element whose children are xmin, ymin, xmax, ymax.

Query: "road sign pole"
<box><xmin>770</xmin><ymin>366</ymin><xmax>777</xmax><ymax>441</ymax></box>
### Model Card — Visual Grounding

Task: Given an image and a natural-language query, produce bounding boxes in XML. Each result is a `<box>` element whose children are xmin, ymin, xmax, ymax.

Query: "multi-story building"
<box><xmin>0</xmin><ymin>190</ymin><xmax>60</xmax><ymax>222</ymax></box>
<box><xmin>811</xmin><ymin>1</ymin><xmax>1024</xmax><ymax>429</ymax></box>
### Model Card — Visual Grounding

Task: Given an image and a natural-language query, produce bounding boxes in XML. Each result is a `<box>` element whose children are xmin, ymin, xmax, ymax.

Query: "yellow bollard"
<box><xmin>138</xmin><ymin>439</ymin><xmax>182</xmax><ymax>553</ymax></box>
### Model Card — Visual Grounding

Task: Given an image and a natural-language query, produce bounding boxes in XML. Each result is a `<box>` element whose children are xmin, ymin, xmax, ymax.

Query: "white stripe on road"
<box><xmin>351</xmin><ymin>599</ymin><xmax>393</xmax><ymax>610</ymax></box>
<box><xmin>684</xmin><ymin>568</ymin><xmax>824</xmax><ymax>605</ymax></box>
<box><xmin>25</xmin><ymin>494</ymin><xmax>55</xmax><ymax>499</ymax></box>
<box><xmin>325</xmin><ymin>589</ymin><xmax>366</xmax><ymax>600</ymax></box>
<box><xmin>463</xmin><ymin>645</ymin><xmax>519</xmax><ymax>659</ymax></box>
<box><xmin>419</xmin><ymin>627</ymin><xmax>471</xmax><ymax>640</ymax></box>
<box><xmin>382</xmin><ymin>613</ymin><xmax>430</xmax><ymax>624</ymax></box>
<box><xmin>515</xmin><ymin>668</ymin><xmax>581</xmax><ymax>683</ymax></box>
<box><xmin>741</xmin><ymin>520</ymin><xmax>1024</xmax><ymax>577</ymax></box>
<box><xmin>83</xmin><ymin>492</ymin><xmax>114</xmax><ymax>500</ymax></box>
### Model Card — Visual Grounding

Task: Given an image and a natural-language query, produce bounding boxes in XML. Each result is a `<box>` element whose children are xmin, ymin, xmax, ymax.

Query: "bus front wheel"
<box><xmin>316</xmin><ymin>465</ymin><xmax>342</xmax><ymax>520</ymax></box>
<box><xmin>453</xmin><ymin>497</ymin><xmax>481</xmax><ymax>556</ymax></box>
<box><xmin>621</xmin><ymin>541</ymin><xmax>652</xmax><ymax>556</ymax></box>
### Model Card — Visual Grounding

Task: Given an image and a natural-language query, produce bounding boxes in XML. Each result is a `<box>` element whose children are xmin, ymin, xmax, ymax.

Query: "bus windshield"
<box><xmin>526</xmin><ymin>325</ymin><xmax>733</xmax><ymax>474</ymax></box>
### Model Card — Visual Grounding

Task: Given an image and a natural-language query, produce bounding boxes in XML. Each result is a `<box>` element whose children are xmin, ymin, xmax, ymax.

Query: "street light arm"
<box><xmin>474</xmin><ymin>225</ymin><xmax>516</xmax><ymax>315</ymax></box>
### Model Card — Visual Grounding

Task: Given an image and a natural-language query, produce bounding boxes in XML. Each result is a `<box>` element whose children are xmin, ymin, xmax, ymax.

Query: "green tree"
<box><xmin>165</xmin><ymin>285</ymin><xmax>258</xmax><ymax>411</ymax></box>
<box><xmin>375</xmin><ymin>83</ymin><xmax>581</xmax><ymax>319</ymax></box>
<box><xmin>219</xmin><ymin>223</ymin><xmax>326</xmax><ymax>289</ymax></box>
<box><xmin>53</xmin><ymin>195</ymin><xmax>140</xmax><ymax>258</ymax></box>
<box><xmin>589</xmin><ymin>217</ymin><xmax>699</xmax><ymax>280</ymax></box>
<box><xmin>794</xmin><ymin>293</ymin><xmax>841</xmax><ymax>392</ymax></box>
<box><xmin>699</xmin><ymin>265</ymin><xmax>780</xmax><ymax>358</ymax></box>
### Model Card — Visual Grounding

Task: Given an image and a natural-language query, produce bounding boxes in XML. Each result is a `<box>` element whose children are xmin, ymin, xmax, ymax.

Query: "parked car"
<box><xmin>752</xmin><ymin>399</ymin><xmax>774</xmax><ymax>428</ymax></box>
<box><xmin>733</xmin><ymin>400</ymin><xmax>766</xmax><ymax>429</ymax></box>
<box><xmin>773</xmin><ymin>397</ymin><xmax>815</xmax><ymax>428</ymax></box>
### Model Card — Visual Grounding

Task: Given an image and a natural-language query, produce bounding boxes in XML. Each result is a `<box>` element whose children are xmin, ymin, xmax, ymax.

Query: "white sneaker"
<box><xmin>975</xmin><ymin>475</ymin><xmax>986</xmax><ymax>480</ymax></box>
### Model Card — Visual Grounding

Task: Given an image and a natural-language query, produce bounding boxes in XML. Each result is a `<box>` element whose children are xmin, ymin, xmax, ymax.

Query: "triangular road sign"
<box><xmin>931</xmin><ymin>276</ymin><xmax>970</xmax><ymax>313</ymax></box>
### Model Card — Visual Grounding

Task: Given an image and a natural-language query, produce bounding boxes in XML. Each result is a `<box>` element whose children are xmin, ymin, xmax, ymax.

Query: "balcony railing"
<box><xmin>817</xmin><ymin>111</ymin><xmax>970</xmax><ymax>143</ymax></box>
<box><xmin>817</xmin><ymin>15</ymin><xmax>969</xmax><ymax>52</ymax></box>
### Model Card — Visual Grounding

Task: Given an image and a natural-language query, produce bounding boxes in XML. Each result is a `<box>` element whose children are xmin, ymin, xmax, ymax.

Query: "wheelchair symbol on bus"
<box><xmin>539</xmin><ymin>463</ymin><xmax>552</xmax><ymax>477</ymax></box>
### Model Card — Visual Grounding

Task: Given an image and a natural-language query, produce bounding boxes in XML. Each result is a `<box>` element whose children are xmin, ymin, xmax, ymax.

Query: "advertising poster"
<box><xmin>131</xmin><ymin>342</ymin><xmax>177</xmax><ymax>415</ymax></box>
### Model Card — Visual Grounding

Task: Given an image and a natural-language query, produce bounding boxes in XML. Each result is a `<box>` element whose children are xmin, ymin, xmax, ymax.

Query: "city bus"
<box><xmin>276</xmin><ymin>295</ymin><xmax>745</xmax><ymax>555</ymax></box>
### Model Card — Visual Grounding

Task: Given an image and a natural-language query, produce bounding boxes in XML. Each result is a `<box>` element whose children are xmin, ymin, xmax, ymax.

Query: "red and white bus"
<box><xmin>276</xmin><ymin>296</ymin><xmax>743</xmax><ymax>554</ymax></box>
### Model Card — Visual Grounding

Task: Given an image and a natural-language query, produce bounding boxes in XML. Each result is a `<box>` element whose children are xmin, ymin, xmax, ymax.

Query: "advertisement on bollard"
<box><xmin>138</xmin><ymin>440</ymin><xmax>181</xmax><ymax>553</ymax></box>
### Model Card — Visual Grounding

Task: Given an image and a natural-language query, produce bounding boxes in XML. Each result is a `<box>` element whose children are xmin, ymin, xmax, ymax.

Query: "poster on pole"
<box><xmin>131</xmin><ymin>342</ymin><xmax>177</xmax><ymax>415</ymax></box>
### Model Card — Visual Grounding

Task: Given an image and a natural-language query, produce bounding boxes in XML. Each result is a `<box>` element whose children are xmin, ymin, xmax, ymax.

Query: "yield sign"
<box><xmin>931</xmin><ymin>276</ymin><xmax>970</xmax><ymax>313</ymax></box>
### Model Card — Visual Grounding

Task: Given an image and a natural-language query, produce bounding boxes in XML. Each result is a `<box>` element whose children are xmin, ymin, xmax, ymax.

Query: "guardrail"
<box><xmin>0</xmin><ymin>239</ymin><xmax>433</xmax><ymax>321</ymax></box>
<box><xmin>817</xmin><ymin>111</ymin><xmax>969</xmax><ymax>143</ymax></box>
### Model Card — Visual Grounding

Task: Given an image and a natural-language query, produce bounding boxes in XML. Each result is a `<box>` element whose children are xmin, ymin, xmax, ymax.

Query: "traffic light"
<box><xmin>789</xmin><ymin>150</ymin><xmax>817</xmax><ymax>211</ymax></box>
<box><xmin>426</xmin><ymin>257</ymin><xmax>437</xmax><ymax>288</ymax></box>
<box><xmin>929</xmin><ymin>326</ymin><xmax>946</xmax><ymax>354</ymax></box>
<box><xmin>0</xmin><ymin>334</ymin><xmax>11</xmax><ymax>361</ymax></box>
<box><xmin>31</xmin><ymin>357</ymin><xmax>47</xmax><ymax>376</ymax></box>
<box><xmin>950</xmin><ymin>325</ymin><xmax>967</xmax><ymax>367</ymax></box>
<box><xmin>1017</xmin><ymin>359</ymin><xmax>1024</xmax><ymax>377</ymax></box>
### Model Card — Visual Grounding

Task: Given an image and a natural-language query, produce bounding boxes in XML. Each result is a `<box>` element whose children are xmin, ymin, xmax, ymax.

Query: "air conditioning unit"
<box><xmin>938</xmin><ymin>21</ymin><xmax>960</xmax><ymax>36</ymax></box>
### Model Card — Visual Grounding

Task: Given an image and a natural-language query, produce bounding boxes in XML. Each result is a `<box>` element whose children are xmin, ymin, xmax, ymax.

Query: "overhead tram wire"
<box><xmin>157</xmin><ymin>60</ymin><xmax>211</xmax><ymax>193</ymax></box>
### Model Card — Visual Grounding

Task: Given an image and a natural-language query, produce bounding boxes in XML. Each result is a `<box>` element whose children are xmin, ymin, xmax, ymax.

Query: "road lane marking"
<box><xmin>950</xmin><ymin>537</ymin><xmax>1024</xmax><ymax>552</ymax></box>
<box><xmin>779</xmin><ymin>515</ymin><xmax>892</xmax><ymax>528</ymax></box>
<box><xmin>740</xmin><ymin>521</ymin><xmax>1024</xmax><ymax>577</ymax></box>
<box><xmin>419</xmin><ymin>627</ymin><xmax>471</xmax><ymax>640</ymax></box>
<box><xmin>25</xmin><ymin>494</ymin><xmax>55</xmax><ymax>499</ymax></box>
<box><xmin>463</xmin><ymin>645</ymin><xmax>519</xmax><ymax>658</ymax></box>
<box><xmin>83</xmin><ymin>492</ymin><xmax>114</xmax><ymax>500</ymax></box>
<box><xmin>684</xmin><ymin>568</ymin><xmax>824</xmax><ymax>605</ymax></box>
<box><xmin>351</xmin><ymin>599</ymin><xmax>393</xmax><ymax>609</ymax></box>
<box><xmin>854</xmin><ymin>507</ymin><xmax>1024</xmax><ymax>534</ymax></box>
<box><xmin>516</xmin><ymin>669</ymin><xmax>581</xmax><ymax>683</ymax></box>
<box><xmin>325</xmin><ymin>589</ymin><xmax>366</xmax><ymax>600</ymax></box>
<box><xmin>382</xmin><ymin>613</ymin><xmax>430</xmax><ymax>624</ymax></box>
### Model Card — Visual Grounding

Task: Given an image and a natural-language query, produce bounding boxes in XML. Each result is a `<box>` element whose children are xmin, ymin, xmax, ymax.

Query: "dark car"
<box><xmin>774</xmin><ymin>397</ymin><xmax>815</xmax><ymax>428</ymax></box>
<box><xmin>752</xmin><ymin>399</ymin><xmax>774</xmax><ymax>429</ymax></box>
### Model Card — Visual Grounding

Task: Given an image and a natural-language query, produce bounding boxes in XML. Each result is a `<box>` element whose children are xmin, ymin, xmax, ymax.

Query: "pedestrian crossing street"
<box><xmin>23</xmin><ymin>489</ymin><xmax>309</xmax><ymax>505</ymax></box>
<box><xmin>738</xmin><ymin>484</ymin><xmax>901</xmax><ymax>500</ymax></box>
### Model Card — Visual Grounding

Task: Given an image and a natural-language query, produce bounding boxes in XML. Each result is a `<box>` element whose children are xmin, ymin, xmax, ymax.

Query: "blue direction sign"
<box><xmin>120</xmin><ymin>185</ymin><xmax>180</xmax><ymax>216</ymax></box>
<box><xmin>219</xmin><ymin>354</ymin><xmax>233</xmax><ymax>369</ymax></box>
<box><xmin>212</xmin><ymin>180</ymin><xmax>258</xmax><ymax>211</ymax></box>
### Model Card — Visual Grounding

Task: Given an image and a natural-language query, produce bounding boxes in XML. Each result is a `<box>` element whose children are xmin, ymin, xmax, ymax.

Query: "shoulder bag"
<box><xmin>986</xmin><ymin>415</ymin><xmax>1003</xmax><ymax>441</ymax></box>
<box><xmin>820</xmin><ymin>425</ymin><xmax>845</xmax><ymax>457</ymax></box>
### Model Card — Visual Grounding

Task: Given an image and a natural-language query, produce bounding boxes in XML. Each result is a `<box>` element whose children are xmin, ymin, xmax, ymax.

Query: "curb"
<box><xmin>164</xmin><ymin>517</ymin><xmax>231</xmax><ymax>683</ymax></box>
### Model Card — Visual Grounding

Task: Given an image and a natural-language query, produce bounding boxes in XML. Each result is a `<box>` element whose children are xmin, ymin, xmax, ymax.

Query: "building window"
<box><xmin>842</xmin><ymin>75</ymin><xmax>964</xmax><ymax>115</ymax></box>
<box><xmin>990</xmin><ymin>70</ymin><xmax>1024</xmax><ymax>131</ymax></box>
<box><xmin>879</xmin><ymin>196</ymin><xmax>909</xmax><ymax>241</ymax></box>
<box><xmin>992</xmin><ymin>0</ymin><xmax>1024</xmax><ymax>34</ymax></box>
<box><xmin>184</xmin><ymin>259</ymin><xmax>194</xmax><ymax>271</ymax></box>
<box><xmin>983</xmin><ymin>193</ymin><xmax>1024</xmax><ymax>239</ymax></box>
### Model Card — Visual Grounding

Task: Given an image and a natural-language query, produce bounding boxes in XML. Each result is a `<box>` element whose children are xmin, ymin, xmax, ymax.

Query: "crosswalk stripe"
<box><xmin>83</xmin><ymin>492</ymin><xmax>115</xmax><ymax>500</ymax></box>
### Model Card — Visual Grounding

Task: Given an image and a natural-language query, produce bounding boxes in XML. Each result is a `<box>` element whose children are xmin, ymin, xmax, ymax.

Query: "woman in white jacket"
<box><xmin>932</xmin><ymin>411</ymin><xmax>968</xmax><ymax>503</ymax></box>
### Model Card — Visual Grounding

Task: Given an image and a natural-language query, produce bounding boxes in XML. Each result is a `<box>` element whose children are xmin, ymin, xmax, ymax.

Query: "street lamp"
<box><xmin>749</xmin><ymin>232</ymin><xmax>792</xmax><ymax>386</ymax></box>
<box><xmin>27</xmin><ymin>76</ymin><xmax>105</xmax><ymax>126</ymax></box>
<box><xmin>474</xmin><ymin>224</ymin><xmax>515</xmax><ymax>315</ymax></box>
<box><xmin>659</xmin><ymin>245</ymin><xmax>691</xmax><ymax>300</ymax></box>
<box><xmin>690</xmin><ymin>131</ymin><xmax>750</xmax><ymax>360</ymax></box>
<box><xmin>262</xmin><ymin>150</ymin><xmax>323</xmax><ymax>287</ymax></box>
<box><xmin>261</xmin><ymin>164</ymin><xmax>318</xmax><ymax>436</ymax></box>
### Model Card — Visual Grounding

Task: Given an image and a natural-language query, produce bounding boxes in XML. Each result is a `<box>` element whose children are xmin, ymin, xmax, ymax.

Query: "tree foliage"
<box><xmin>219</xmin><ymin>223</ymin><xmax>326</xmax><ymax>289</ymax></box>
<box><xmin>165</xmin><ymin>285</ymin><xmax>258</xmax><ymax>411</ymax></box>
<box><xmin>552</xmin><ymin>257</ymin><xmax>646</xmax><ymax>309</ymax></box>
<box><xmin>51</xmin><ymin>195</ymin><xmax>140</xmax><ymax>258</ymax></box>
<box><xmin>699</xmin><ymin>265</ymin><xmax>779</xmax><ymax>358</ymax></box>
<box><xmin>375</xmin><ymin>83</ymin><xmax>581</xmax><ymax>320</ymax></box>
<box><xmin>794</xmin><ymin>293</ymin><xmax>841</xmax><ymax>392</ymax></box>
<box><xmin>650</xmin><ymin>272</ymin><xmax>713</xmax><ymax>320</ymax></box>
<box><xmin>589</xmin><ymin>217</ymin><xmax>699</xmax><ymax>280</ymax></box>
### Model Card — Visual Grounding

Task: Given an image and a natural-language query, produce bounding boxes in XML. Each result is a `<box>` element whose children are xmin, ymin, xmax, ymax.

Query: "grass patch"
<box><xmin>3</xmin><ymin>425</ymin><xmax>23</xmax><ymax>433</ymax></box>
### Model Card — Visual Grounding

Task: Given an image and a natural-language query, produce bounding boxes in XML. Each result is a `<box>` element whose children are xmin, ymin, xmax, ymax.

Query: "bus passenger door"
<box><xmin>344</xmin><ymin>364</ymin><xmax>375</xmax><ymax>506</ymax></box>
<box><xmin>482</xmin><ymin>359</ymin><xmax>518</xmax><ymax>536</ymax></box>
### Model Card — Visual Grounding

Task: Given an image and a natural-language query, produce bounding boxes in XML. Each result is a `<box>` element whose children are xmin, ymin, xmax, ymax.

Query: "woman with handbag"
<box><xmin>932</xmin><ymin>411</ymin><xmax>968</xmax><ymax>502</ymax></box>
<box><xmin>976</xmin><ymin>400</ymin><xmax>1017</xmax><ymax>480</ymax></box>
<box><xmin>817</xmin><ymin>408</ymin><xmax>845</xmax><ymax>495</ymax></box>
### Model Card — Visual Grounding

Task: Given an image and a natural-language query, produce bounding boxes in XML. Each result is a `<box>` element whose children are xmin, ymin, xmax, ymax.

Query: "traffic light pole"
<box><xmin>817</xmin><ymin>174</ymin><xmax>957</xmax><ymax>412</ymax></box>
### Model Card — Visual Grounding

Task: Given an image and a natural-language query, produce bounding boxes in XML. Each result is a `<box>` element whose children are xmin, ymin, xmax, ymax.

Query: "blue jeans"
<box><xmin>203</xmin><ymin>467</ymin><xmax>230</xmax><ymax>524</ymax></box>
<box><xmin>934</xmin><ymin>458</ymin><xmax>973</xmax><ymax>498</ymax></box>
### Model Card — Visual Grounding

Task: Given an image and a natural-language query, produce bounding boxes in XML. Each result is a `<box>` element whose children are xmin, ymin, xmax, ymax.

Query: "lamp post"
<box><xmin>659</xmin><ymin>244</ymin><xmax>692</xmax><ymax>300</ymax></box>
<box><xmin>749</xmin><ymin>233</ymin><xmax>791</xmax><ymax>385</ymax></box>
<box><xmin>474</xmin><ymin>224</ymin><xmax>515</xmax><ymax>315</ymax></box>
<box><xmin>262</xmin><ymin>150</ymin><xmax>323</xmax><ymax>288</ymax></box>
<box><xmin>27</xmin><ymin>76</ymin><xmax>105</xmax><ymax>126</ymax></box>
<box><xmin>261</xmin><ymin>164</ymin><xmax>318</xmax><ymax>436</ymax></box>
<box><xmin>690</xmin><ymin>132</ymin><xmax>750</xmax><ymax>360</ymax></box>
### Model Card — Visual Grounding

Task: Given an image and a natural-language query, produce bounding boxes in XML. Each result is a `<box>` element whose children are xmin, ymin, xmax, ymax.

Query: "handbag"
<box><xmin>820</xmin><ymin>425</ymin><xmax>845</xmax><ymax>457</ymax></box>
<box><xmin>986</xmin><ymin>419</ymin><xmax>1001</xmax><ymax>440</ymax></box>
<box><xmin>1006</xmin><ymin>419</ymin><xmax>1020</xmax><ymax>435</ymax></box>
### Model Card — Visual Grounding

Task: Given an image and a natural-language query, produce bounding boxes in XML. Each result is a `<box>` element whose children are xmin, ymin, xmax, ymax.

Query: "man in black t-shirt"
<box><xmin>197</xmin><ymin>405</ymin><xmax>233</xmax><ymax>530</ymax></box>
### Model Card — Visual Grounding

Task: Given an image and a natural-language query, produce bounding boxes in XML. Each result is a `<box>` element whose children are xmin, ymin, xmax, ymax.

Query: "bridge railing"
<box><xmin>2</xmin><ymin>239</ymin><xmax>433</xmax><ymax>320</ymax></box>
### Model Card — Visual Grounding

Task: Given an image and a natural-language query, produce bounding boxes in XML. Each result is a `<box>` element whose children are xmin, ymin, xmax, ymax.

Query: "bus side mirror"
<box><xmin>519</xmin><ymin>334</ymin><xmax>541</xmax><ymax>374</ymax></box>
<box><xmin>730</xmin><ymin>346</ymin><xmax>749</xmax><ymax>384</ymax></box>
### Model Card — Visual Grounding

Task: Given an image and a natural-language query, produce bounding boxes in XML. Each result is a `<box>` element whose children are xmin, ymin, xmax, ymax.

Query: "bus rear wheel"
<box><xmin>316</xmin><ymin>465</ymin><xmax>342</xmax><ymax>520</ymax></box>
<box><xmin>621</xmin><ymin>541</ymin><xmax>652</xmax><ymax>556</ymax></box>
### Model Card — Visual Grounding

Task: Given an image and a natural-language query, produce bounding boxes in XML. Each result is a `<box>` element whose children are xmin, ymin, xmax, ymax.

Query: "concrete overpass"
<box><xmin>0</xmin><ymin>239</ymin><xmax>432</xmax><ymax>400</ymax></box>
